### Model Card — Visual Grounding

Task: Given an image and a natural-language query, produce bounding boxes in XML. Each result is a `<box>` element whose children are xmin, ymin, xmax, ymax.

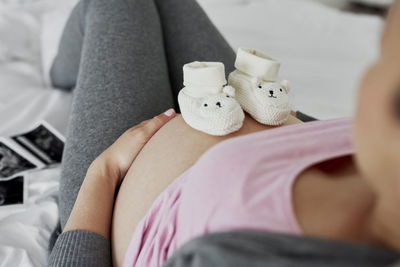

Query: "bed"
<box><xmin>0</xmin><ymin>0</ymin><xmax>384</xmax><ymax>266</ymax></box>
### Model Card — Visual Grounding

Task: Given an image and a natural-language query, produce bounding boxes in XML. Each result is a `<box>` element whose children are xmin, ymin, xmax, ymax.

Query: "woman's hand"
<box><xmin>93</xmin><ymin>108</ymin><xmax>177</xmax><ymax>185</ymax></box>
<box><xmin>63</xmin><ymin>108</ymin><xmax>176</xmax><ymax>238</ymax></box>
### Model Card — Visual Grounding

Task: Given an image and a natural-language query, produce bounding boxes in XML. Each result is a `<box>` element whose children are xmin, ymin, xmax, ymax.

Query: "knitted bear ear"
<box><xmin>251</xmin><ymin>77</ymin><xmax>262</xmax><ymax>88</ymax></box>
<box><xmin>223</xmin><ymin>85</ymin><xmax>236</xmax><ymax>97</ymax></box>
<box><xmin>280</xmin><ymin>80</ymin><xmax>290</xmax><ymax>93</ymax></box>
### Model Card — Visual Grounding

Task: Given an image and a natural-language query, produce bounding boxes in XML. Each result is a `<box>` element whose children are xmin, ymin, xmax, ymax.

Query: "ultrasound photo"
<box><xmin>0</xmin><ymin>141</ymin><xmax>36</xmax><ymax>179</ymax></box>
<box><xmin>12</xmin><ymin>123</ymin><xmax>64</xmax><ymax>165</ymax></box>
<box><xmin>0</xmin><ymin>176</ymin><xmax>24</xmax><ymax>206</ymax></box>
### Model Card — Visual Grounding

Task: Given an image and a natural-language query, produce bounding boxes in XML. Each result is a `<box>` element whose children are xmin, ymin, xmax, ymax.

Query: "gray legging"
<box><xmin>51</xmin><ymin>0</ymin><xmax>235</xmax><ymax>228</ymax></box>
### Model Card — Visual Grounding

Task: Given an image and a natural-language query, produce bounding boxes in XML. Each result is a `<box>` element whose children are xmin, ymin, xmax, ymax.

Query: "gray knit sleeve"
<box><xmin>163</xmin><ymin>231</ymin><xmax>400</xmax><ymax>267</ymax></box>
<box><xmin>48</xmin><ymin>230</ymin><xmax>111</xmax><ymax>267</ymax></box>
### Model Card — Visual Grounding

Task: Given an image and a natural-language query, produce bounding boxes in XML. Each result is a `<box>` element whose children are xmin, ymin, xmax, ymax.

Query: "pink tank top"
<box><xmin>123</xmin><ymin>118</ymin><xmax>353</xmax><ymax>267</ymax></box>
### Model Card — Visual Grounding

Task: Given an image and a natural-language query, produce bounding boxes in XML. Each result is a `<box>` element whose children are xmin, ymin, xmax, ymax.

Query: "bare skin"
<box><xmin>111</xmin><ymin>113</ymin><xmax>302</xmax><ymax>266</ymax></box>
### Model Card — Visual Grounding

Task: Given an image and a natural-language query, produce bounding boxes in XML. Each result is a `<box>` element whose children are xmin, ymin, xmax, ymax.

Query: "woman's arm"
<box><xmin>62</xmin><ymin>159</ymin><xmax>119</xmax><ymax>239</ymax></box>
<box><xmin>48</xmin><ymin>108</ymin><xmax>176</xmax><ymax>267</ymax></box>
<box><xmin>64</xmin><ymin>108</ymin><xmax>176</xmax><ymax>237</ymax></box>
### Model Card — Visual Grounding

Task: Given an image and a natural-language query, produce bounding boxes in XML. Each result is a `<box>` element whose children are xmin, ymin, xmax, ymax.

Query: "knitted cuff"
<box><xmin>183</xmin><ymin>62</ymin><xmax>227</xmax><ymax>96</ymax></box>
<box><xmin>48</xmin><ymin>230</ymin><xmax>111</xmax><ymax>267</ymax></box>
<box><xmin>234</xmin><ymin>48</ymin><xmax>280</xmax><ymax>82</ymax></box>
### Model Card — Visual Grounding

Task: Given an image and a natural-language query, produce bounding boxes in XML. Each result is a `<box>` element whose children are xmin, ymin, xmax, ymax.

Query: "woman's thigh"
<box><xmin>57</xmin><ymin>0</ymin><xmax>174</xmax><ymax>228</ymax></box>
<box><xmin>111</xmin><ymin>114</ymin><xmax>302</xmax><ymax>263</ymax></box>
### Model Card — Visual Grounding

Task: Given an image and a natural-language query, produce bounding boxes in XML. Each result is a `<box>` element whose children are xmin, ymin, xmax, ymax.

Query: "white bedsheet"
<box><xmin>0</xmin><ymin>0</ymin><xmax>384</xmax><ymax>266</ymax></box>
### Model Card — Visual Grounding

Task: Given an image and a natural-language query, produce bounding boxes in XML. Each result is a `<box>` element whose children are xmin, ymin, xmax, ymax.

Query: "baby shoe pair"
<box><xmin>178</xmin><ymin>48</ymin><xmax>291</xmax><ymax>136</ymax></box>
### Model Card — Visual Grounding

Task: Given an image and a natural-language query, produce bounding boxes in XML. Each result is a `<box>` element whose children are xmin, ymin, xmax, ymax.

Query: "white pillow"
<box><xmin>40</xmin><ymin>2</ymin><xmax>77</xmax><ymax>86</ymax></box>
<box><xmin>0</xmin><ymin>7</ymin><xmax>40</xmax><ymax>63</ymax></box>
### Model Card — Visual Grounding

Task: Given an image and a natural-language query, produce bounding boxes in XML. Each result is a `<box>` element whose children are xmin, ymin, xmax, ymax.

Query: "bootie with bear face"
<box><xmin>228</xmin><ymin>48</ymin><xmax>292</xmax><ymax>126</ymax></box>
<box><xmin>178</xmin><ymin>61</ymin><xmax>244</xmax><ymax>136</ymax></box>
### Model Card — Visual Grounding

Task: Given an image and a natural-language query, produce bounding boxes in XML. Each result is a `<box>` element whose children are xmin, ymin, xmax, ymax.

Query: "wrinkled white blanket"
<box><xmin>0</xmin><ymin>168</ymin><xmax>59</xmax><ymax>267</ymax></box>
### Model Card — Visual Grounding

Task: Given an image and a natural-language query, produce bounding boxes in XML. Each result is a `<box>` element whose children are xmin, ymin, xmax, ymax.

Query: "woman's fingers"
<box><xmin>133</xmin><ymin>108</ymin><xmax>176</xmax><ymax>141</ymax></box>
<box><xmin>147</xmin><ymin>108</ymin><xmax>176</xmax><ymax>132</ymax></box>
<box><xmin>95</xmin><ymin>108</ymin><xmax>177</xmax><ymax>182</ymax></box>
<box><xmin>114</xmin><ymin>108</ymin><xmax>176</xmax><ymax>178</ymax></box>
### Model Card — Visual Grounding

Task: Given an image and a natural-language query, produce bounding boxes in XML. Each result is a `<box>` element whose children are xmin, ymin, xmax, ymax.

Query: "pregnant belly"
<box><xmin>111</xmin><ymin>113</ymin><xmax>302</xmax><ymax>266</ymax></box>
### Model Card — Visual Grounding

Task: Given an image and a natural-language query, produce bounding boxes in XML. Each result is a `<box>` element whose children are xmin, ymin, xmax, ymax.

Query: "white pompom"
<box><xmin>223</xmin><ymin>85</ymin><xmax>236</xmax><ymax>97</ymax></box>
<box><xmin>280</xmin><ymin>80</ymin><xmax>290</xmax><ymax>93</ymax></box>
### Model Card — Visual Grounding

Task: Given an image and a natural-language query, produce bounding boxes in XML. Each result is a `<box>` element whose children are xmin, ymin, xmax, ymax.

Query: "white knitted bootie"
<box><xmin>228</xmin><ymin>48</ymin><xmax>291</xmax><ymax>126</ymax></box>
<box><xmin>178</xmin><ymin>62</ymin><xmax>245</xmax><ymax>136</ymax></box>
